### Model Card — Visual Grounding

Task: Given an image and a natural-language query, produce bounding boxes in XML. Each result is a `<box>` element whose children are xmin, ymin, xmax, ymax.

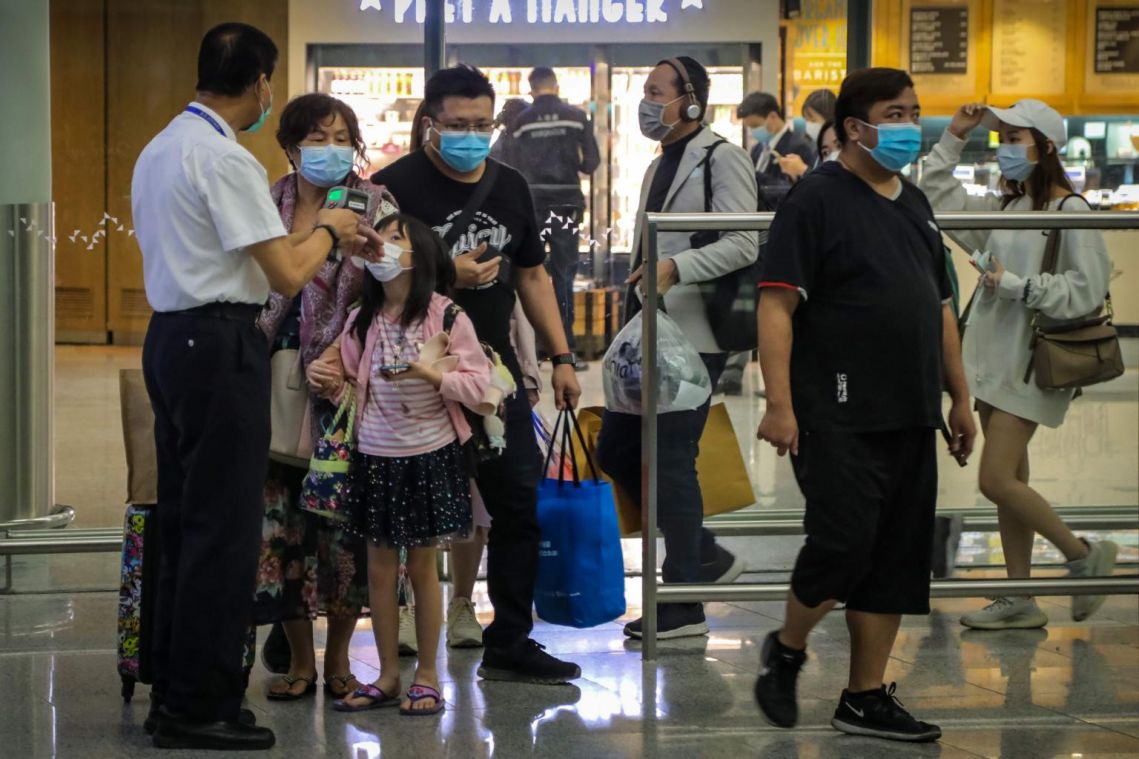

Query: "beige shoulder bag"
<box><xmin>1024</xmin><ymin>197</ymin><xmax>1123</xmax><ymax>390</ymax></box>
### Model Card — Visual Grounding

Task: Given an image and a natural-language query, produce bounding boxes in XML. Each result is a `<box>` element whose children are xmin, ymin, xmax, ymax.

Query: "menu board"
<box><xmin>992</xmin><ymin>0</ymin><xmax>1067</xmax><ymax>95</ymax></box>
<box><xmin>910</xmin><ymin>6</ymin><xmax>969</xmax><ymax>74</ymax></box>
<box><xmin>1095</xmin><ymin>6</ymin><xmax>1139</xmax><ymax>73</ymax></box>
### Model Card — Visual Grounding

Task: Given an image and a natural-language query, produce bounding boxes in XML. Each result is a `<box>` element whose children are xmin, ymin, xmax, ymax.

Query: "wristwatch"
<box><xmin>313</xmin><ymin>223</ymin><xmax>340</xmax><ymax>257</ymax></box>
<box><xmin>550</xmin><ymin>353</ymin><xmax>577</xmax><ymax>369</ymax></box>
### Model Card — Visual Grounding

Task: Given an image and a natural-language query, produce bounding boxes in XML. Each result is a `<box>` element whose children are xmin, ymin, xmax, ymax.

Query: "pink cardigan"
<box><xmin>340</xmin><ymin>293</ymin><xmax>491</xmax><ymax>445</ymax></box>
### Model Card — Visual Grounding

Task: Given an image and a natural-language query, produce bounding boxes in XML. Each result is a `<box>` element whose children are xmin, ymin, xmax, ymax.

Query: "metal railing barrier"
<box><xmin>637</xmin><ymin>210</ymin><xmax>1139</xmax><ymax>660</ymax></box>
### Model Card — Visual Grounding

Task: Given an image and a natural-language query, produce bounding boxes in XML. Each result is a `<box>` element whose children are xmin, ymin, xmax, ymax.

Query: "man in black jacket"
<box><xmin>508</xmin><ymin>67</ymin><xmax>601</xmax><ymax>364</ymax></box>
<box><xmin>738</xmin><ymin>92</ymin><xmax>817</xmax><ymax>210</ymax></box>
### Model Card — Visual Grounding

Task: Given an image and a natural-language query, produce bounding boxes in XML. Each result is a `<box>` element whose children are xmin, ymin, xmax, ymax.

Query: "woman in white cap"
<box><xmin>920</xmin><ymin>99</ymin><xmax>1116</xmax><ymax>630</ymax></box>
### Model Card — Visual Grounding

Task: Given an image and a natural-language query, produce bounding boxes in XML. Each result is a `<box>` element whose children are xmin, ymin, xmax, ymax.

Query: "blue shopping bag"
<box><xmin>534</xmin><ymin>407</ymin><xmax>626</xmax><ymax>628</ymax></box>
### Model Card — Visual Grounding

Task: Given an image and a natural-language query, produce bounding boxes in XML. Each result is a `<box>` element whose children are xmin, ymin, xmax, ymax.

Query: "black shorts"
<box><xmin>789</xmin><ymin>427</ymin><xmax>938</xmax><ymax>615</ymax></box>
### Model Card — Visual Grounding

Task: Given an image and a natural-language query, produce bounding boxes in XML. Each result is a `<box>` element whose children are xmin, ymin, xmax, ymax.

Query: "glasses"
<box><xmin>433</xmin><ymin>120</ymin><xmax>497</xmax><ymax>134</ymax></box>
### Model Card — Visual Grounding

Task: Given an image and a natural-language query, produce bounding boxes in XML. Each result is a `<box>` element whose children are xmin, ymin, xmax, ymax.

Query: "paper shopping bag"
<box><xmin>573</xmin><ymin>403</ymin><xmax>754</xmax><ymax>537</ymax></box>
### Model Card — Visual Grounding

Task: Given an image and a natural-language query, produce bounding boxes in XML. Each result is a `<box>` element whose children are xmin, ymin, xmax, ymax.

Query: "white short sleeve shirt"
<box><xmin>132</xmin><ymin>102</ymin><xmax>287</xmax><ymax>312</ymax></box>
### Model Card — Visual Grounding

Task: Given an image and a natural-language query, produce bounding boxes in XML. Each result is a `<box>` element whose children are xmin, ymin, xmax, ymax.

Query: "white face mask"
<box><xmin>364</xmin><ymin>241</ymin><xmax>414</xmax><ymax>282</ymax></box>
<box><xmin>823</xmin><ymin>152</ymin><xmax>840</xmax><ymax>163</ymax></box>
<box><xmin>805</xmin><ymin>120</ymin><xmax>823</xmax><ymax>141</ymax></box>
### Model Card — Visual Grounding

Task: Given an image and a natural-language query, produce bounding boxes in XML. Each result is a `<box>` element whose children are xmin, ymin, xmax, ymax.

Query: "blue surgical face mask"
<box><xmin>997</xmin><ymin>143</ymin><xmax>1037</xmax><ymax>182</ymax></box>
<box><xmin>751</xmin><ymin>126</ymin><xmax>772</xmax><ymax>143</ymax></box>
<box><xmin>432</xmin><ymin>126</ymin><xmax>492</xmax><ymax>173</ymax></box>
<box><xmin>857</xmin><ymin>120</ymin><xmax>922</xmax><ymax>172</ymax></box>
<box><xmin>639</xmin><ymin>97</ymin><xmax>682</xmax><ymax>142</ymax></box>
<box><xmin>298</xmin><ymin>145</ymin><xmax>355</xmax><ymax>188</ymax></box>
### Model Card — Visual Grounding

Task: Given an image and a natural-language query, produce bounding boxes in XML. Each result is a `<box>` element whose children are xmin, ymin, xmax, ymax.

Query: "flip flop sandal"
<box><xmin>266</xmin><ymin>674</ymin><xmax>317</xmax><ymax>701</ymax></box>
<box><xmin>324</xmin><ymin>673</ymin><xmax>360</xmax><ymax>698</ymax></box>
<box><xmin>400</xmin><ymin>684</ymin><xmax>445</xmax><ymax>717</ymax></box>
<box><xmin>333</xmin><ymin>684</ymin><xmax>401</xmax><ymax>713</ymax></box>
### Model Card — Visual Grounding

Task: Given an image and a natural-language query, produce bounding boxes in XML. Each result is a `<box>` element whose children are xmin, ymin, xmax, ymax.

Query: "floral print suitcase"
<box><xmin>117</xmin><ymin>503</ymin><xmax>255</xmax><ymax>703</ymax></box>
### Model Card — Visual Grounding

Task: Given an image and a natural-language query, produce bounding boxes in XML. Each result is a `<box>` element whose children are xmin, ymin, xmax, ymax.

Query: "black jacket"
<box><xmin>750</xmin><ymin>128</ymin><xmax>817</xmax><ymax>210</ymax></box>
<box><xmin>506</xmin><ymin>94</ymin><xmax>600</xmax><ymax>209</ymax></box>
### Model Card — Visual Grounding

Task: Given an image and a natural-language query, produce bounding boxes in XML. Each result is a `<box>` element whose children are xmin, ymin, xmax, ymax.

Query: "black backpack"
<box><xmin>688</xmin><ymin>138</ymin><xmax>766</xmax><ymax>352</ymax></box>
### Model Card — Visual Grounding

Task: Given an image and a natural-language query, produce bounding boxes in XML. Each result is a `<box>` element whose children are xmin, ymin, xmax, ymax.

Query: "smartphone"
<box><xmin>940</xmin><ymin>420</ymin><xmax>968</xmax><ymax>467</ymax></box>
<box><xmin>969</xmin><ymin>249</ymin><xmax>994</xmax><ymax>273</ymax></box>
<box><xmin>380</xmin><ymin>364</ymin><xmax>410</xmax><ymax>378</ymax></box>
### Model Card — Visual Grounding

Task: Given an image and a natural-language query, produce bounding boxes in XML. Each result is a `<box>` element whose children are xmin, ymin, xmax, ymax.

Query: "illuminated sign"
<box><xmin>358</xmin><ymin>0</ymin><xmax>706</xmax><ymax>24</ymax></box>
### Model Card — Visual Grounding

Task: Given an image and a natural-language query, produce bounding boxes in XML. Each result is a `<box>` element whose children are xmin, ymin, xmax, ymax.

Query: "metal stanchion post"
<box><xmin>640</xmin><ymin>216</ymin><xmax>660</xmax><ymax>662</ymax></box>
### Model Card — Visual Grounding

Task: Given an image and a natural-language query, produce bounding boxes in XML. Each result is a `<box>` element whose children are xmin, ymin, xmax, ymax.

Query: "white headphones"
<box><xmin>664</xmin><ymin>58</ymin><xmax>702</xmax><ymax>122</ymax></box>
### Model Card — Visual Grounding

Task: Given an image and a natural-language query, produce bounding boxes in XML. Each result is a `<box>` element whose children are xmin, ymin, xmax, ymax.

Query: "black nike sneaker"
<box><xmin>831</xmin><ymin>682</ymin><xmax>942</xmax><ymax>742</ymax></box>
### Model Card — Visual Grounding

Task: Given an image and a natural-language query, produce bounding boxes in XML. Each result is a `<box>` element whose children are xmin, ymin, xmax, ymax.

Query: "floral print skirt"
<box><xmin>252</xmin><ymin>460</ymin><xmax>369</xmax><ymax>624</ymax></box>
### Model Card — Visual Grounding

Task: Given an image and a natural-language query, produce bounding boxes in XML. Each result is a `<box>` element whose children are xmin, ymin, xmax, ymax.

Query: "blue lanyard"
<box><xmin>185</xmin><ymin>105</ymin><xmax>227</xmax><ymax>137</ymax></box>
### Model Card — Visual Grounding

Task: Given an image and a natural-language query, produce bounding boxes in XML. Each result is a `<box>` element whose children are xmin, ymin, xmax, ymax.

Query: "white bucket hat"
<box><xmin>982</xmin><ymin>99</ymin><xmax>1067</xmax><ymax>149</ymax></box>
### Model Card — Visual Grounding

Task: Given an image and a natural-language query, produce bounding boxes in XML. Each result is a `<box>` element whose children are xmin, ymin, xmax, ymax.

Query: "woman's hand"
<box><xmin>948</xmin><ymin>103</ymin><xmax>986</xmax><ymax>140</ymax></box>
<box><xmin>981</xmin><ymin>255</ymin><xmax>1006</xmax><ymax>290</ymax></box>
<box><xmin>306</xmin><ymin>349</ymin><xmax>345</xmax><ymax>400</ymax></box>
<box><xmin>387</xmin><ymin>361</ymin><xmax>443</xmax><ymax>389</ymax></box>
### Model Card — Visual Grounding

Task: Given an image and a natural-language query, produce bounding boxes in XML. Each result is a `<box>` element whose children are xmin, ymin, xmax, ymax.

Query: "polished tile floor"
<box><xmin>1</xmin><ymin>346</ymin><xmax>1135</xmax><ymax>757</ymax></box>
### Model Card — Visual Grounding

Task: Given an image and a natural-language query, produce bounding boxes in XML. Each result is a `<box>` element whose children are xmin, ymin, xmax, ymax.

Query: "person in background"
<box><xmin>371</xmin><ymin>64</ymin><xmax>583</xmax><ymax>684</ymax></box>
<box><xmin>489</xmin><ymin>97</ymin><xmax>529</xmax><ymax>164</ymax></box>
<box><xmin>737</xmin><ymin>91</ymin><xmax>817</xmax><ymax>209</ymax></box>
<box><xmin>754</xmin><ymin>67</ymin><xmax>975</xmax><ymax>743</ymax></box>
<box><xmin>719</xmin><ymin>92</ymin><xmax>818</xmax><ymax>397</ymax></box>
<box><xmin>920</xmin><ymin>99</ymin><xmax>1117</xmax><ymax>630</ymax></box>
<box><xmin>253</xmin><ymin>93</ymin><xmax>397</xmax><ymax>703</ymax></box>
<box><xmin>332</xmin><ymin>214</ymin><xmax>492</xmax><ymax>716</ymax></box>
<box><xmin>508</xmin><ymin>67</ymin><xmax>601</xmax><ymax>368</ymax></box>
<box><xmin>779</xmin><ymin>89</ymin><xmax>837</xmax><ymax>182</ymax></box>
<box><xmin>597</xmin><ymin>56</ymin><xmax>758</xmax><ymax>640</ymax></box>
<box><xmin>133</xmin><ymin>22</ymin><xmax>375</xmax><ymax>750</ymax></box>
<box><xmin>815</xmin><ymin>120</ymin><xmax>840</xmax><ymax>162</ymax></box>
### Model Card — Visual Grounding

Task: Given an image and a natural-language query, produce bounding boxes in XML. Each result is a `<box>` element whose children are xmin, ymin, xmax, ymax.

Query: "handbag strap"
<box><xmin>442</xmin><ymin>160</ymin><xmax>501</xmax><ymax>249</ymax></box>
<box><xmin>1038</xmin><ymin>194</ymin><xmax>1082</xmax><ymax>276</ymax></box>
<box><xmin>542</xmin><ymin>407</ymin><xmax>601</xmax><ymax>487</ymax></box>
<box><xmin>326</xmin><ymin>392</ymin><xmax>356</xmax><ymax>447</ymax></box>
<box><xmin>701</xmin><ymin>138</ymin><xmax>729</xmax><ymax>214</ymax></box>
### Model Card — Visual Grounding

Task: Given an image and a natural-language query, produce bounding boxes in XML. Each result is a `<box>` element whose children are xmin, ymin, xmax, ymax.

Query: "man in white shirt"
<box><xmin>132</xmin><ymin>22</ymin><xmax>374</xmax><ymax>752</ymax></box>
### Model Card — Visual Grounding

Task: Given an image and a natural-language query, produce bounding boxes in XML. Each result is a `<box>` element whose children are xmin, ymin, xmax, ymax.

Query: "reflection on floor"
<box><xmin>2</xmin><ymin>572</ymin><xmax>1137</xmax><ymax>758</ymax></box>
<box><xmin>12</xmin><ymin>345</ymin><xmax>1134</xmax><ymax>757</ymax></box>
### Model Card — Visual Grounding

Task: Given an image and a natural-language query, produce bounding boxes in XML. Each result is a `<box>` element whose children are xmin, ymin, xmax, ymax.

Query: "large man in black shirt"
<box><xmin>508</xmin><ymin>67</ymin><xmax>601</xmax><ymax>362</ymax></box>
<box><xmin>371</xmin><ymin>65</ymin><xmax>582</xmax><ymax>685</ymax></box>
<box><xmin>753</xmin><ymin>68</ymin><xmax>976</xmax><ymax>743</ymax></box>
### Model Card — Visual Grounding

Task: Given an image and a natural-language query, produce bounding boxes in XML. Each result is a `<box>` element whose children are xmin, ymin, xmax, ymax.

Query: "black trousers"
<box><xmin>539</xmin><ymin>204</ymin><xmax>582</xmax><ymax>352</ymax></box>
<box><xmin>142</xmin><ymin>306</ymin><xmax>270</xmax><ymax>721</ymax></box>
<box><xmin>596</xmin><ymin>353</ymin><xmax>728</xmax><ymax>593</ymax></box>
<box><xmin>474</xmin><ymin>392</ymin><xmax>542</xmax><ymax>649</ymax></box>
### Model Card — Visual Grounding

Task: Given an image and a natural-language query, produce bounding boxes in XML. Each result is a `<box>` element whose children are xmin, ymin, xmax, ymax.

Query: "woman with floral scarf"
<box><xmin>253</xmin><ymin>93</ymin><xmax>398</xmax><ymax>701</ymax></box>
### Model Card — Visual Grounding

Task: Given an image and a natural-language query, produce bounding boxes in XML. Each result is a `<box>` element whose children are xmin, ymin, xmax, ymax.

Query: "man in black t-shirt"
<box><xmin>371</xmin><ymin>66</ymin><xmax>582</xmax><ymax>686</ymax></box>
<box><xmin>752</xmin><ymin>68</ymin><xmax>976</xmax><ymax>744</ymax></box>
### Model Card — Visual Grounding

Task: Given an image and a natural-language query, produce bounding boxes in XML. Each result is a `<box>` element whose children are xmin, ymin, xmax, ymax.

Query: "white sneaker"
<box><xmin>960</xmin><ymin>596</ymin><xmax>1048</xmax><ymax>630</ymax></box>
<box><xmin>447</xmin><ymin>597</ymin><xmax>484</xmax><ymax>649</ymax></box>
<box><xmin>398</xmin><ymin>605</ymin><xmax>418</xmax><ymax>656</ymax></box>
<box><xmin>1068</xmin><ymin>540</ymin><xmax>1119</xmax><ymax>622</ymax></box>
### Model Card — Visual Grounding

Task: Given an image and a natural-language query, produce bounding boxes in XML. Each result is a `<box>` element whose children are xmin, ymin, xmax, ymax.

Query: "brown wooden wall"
<box><xmin>51</xmin><ymin>0</ymin><xmax>289</xmax><ymax>343</ymax></box>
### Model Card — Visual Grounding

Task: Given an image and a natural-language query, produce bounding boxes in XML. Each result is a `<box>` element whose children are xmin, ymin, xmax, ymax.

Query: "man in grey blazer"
<box><xmin>596</xmin><ymin>56</ymin><xmax>759</xmax><ymax>640</ymax></box>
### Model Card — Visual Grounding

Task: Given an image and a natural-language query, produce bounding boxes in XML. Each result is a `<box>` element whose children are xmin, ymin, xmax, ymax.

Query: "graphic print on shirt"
<box><xmin>434</xmin><ymin>209</ymin><xmax>514</xmax><ymax>258</ymax></box>
<box><xmin>836</xmin><ymin>373</ymin><xmax>848</xmax><ymax>404</ymax></box>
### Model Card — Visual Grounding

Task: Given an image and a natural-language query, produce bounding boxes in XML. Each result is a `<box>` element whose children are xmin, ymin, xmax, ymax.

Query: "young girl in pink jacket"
<box><xmin>330</xmin><ymin>214</ymin><xmax>491</xmax><ymax>717</ymax></box>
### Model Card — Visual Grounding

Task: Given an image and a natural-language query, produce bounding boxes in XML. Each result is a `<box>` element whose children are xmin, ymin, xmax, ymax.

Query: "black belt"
<box><xmin>159</xmin><ymin>302</ymin><xmax>262</xmax><ymax>322</ymax></box>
